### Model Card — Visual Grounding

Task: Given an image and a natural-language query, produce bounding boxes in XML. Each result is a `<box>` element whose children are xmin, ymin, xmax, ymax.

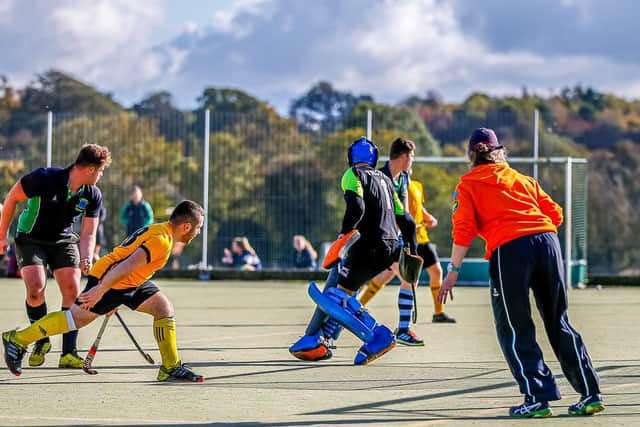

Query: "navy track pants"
<box><xmin>489</xmin><ymin>232</ymin><xmax>600</xmax><ymax>402</ymax></box>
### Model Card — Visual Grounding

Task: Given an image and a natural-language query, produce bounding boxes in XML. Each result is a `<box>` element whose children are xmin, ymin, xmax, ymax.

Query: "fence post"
<box><xmin>201</xmin><ymin>109</ymin><xmax>210</xmax><ymax>272</ymax></box>
<box><xmin>533</xmin><ymin>109</ymin><xmax>539</xmax><ymax>180</ymax></box>
<box><xmin>47</xmin><ymin>111</ymin><xmax>53</xmax><ymax>168</ymax></box>
<box><xmin>565</xmin><ymin>157</ymin><xmax>572</xmax><ymax>288</ymax></box>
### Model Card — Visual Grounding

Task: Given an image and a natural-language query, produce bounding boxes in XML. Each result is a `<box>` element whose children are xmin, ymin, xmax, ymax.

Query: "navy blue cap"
<box><xmin>468</xmin><ymin>128</ymin><xmax>503</xmax><ymax>153</ymax></box>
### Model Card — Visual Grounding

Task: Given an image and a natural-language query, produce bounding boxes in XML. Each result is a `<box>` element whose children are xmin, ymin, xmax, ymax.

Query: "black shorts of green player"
<box><xmin>15</xmin><ymin>234</ymin><xmax>81</xmax><ymax>270</ymax></box>
<box><xmin>78</xmin><ymin>276</ymin><xmax>160</xmax><ymax>315</ymax></box>
<box><xmin>15</xmin><ymin>166</ymin><xmax>102</xmax><ymax>268</ymax></box>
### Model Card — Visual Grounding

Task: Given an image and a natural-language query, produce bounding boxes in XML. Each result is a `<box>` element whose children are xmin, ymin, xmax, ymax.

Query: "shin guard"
<box><xmin>308</xmin><ymin>282</ymin><xmax>396</xmax><ymax>365</ymax></box>
<box><xmin>304</xmin><ymin>267</ymin><xmax>343</xmax><ymax>340</ymax></box>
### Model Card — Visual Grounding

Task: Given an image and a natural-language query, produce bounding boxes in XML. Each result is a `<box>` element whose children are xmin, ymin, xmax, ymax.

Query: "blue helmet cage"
<box><xmin>348</xmin><ymin>137</ymin><xmax>379</xmax><ymax>167</ymax></box>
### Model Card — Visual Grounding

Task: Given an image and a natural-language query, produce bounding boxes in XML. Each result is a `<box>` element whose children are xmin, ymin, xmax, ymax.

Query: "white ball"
<box><xmin>595</xmin><ymin>284</ymin><xmax>602</xmax><ymax>291</ymax></box>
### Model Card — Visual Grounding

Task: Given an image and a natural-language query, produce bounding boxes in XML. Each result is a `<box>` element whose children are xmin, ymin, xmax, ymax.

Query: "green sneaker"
<box><xmin>395</xmin><ymin>329</ymin><xmax>425</xmax><ymax>347</ymax></box>
<box><xmin>157</xmin><ymin>362</ymin><xmax>204</xmax><ymax>383</ymax></box>
<box><xmin>2</xmin><ymin>330</ymin><xmax>27</xmax><ymax>376</ymax></box>
<box><xmin>58</xmin><ymin>350</ymin><xmax>84</xmax><ymax>369</ymax></box>
<box><xmin>28</xmin><ymin>340</ymin><xmax>52</xmax><ymax>367</ymax></box>
<box><xmin>568</xmin><ymin>394</ymin><xmax>605</xmax><ymax>416</ymax></box>
<box><xmin>509</xmin><ymin>398</ymin><xmax>552</xmax><ymax>418</ymax></box>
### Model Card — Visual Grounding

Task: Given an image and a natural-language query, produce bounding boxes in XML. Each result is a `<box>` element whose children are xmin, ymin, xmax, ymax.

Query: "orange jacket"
<box><xmin>452</xmin><ymin>163</ymin><xmax>563</xmax><ymax>259</ymax></box>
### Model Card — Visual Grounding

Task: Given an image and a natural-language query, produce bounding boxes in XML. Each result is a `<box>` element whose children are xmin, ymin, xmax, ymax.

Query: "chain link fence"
<box><xmin>1</xmin><ymin>108</ymin><xmax>587</xmax><ymax>280</ymax></box>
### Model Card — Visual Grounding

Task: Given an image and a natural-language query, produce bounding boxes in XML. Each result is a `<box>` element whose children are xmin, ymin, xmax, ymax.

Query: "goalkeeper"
<box><xmin>289</xmin><ymin>137</ymin><xmax>420</xmax><ymax>364</ymax></box>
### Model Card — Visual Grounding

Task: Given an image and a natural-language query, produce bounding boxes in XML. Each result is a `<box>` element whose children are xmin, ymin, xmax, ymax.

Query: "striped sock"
<box><xmin>397</xmin><ymin>288</ymin><xmax>413</xmax><ymax>332</ymax></box>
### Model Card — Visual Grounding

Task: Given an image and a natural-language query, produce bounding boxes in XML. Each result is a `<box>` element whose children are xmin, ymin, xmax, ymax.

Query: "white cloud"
<box><xmin>2</xmin><ymin>0</ymin><xmax>640</xmax><ymax>111</ymax></box>
<box><xmin>0</xmin><ymin>0</ymin><xmax>163</xmax><ymax>97</ymax></box>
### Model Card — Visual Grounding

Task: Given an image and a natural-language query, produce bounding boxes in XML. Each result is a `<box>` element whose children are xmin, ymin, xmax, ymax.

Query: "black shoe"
<box><xmin>432</xmin><ymin>313</ymin><xmax>456</xmax><ymax>323</ymax></box>
<box><xmin>2</xmin><ymin>330</ymin><xmax>27</xmax><ymax>376</ymax></box>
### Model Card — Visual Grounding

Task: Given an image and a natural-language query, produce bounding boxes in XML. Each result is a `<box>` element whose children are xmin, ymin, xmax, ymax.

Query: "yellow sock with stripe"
<box><xmin>153</xmin><ymin>317</ymin><xmax>179</xmax><ymax>369</ymax></box>
<box><xmin>14</xmin><ymin>311</ymin><xmax>71</xmax><ymax>347</ymax></box>
<box><xmin>358</xmin><ymin>278</ymin><xmax>385</xmax><ymax>306</ymax></box>
<box><xmin>430</xmin><ymin>281</ymin><xmax>444</xmax><ymax>315</ymax></box>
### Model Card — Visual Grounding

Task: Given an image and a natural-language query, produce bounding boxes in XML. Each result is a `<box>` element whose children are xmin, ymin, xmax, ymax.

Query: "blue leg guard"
<box><xmin>304</xmin><ymin>267</ymin><xmax>339</xmax><ymax>336</ymax></box>
<box><xmin>353</xmin><ymin>324</ymin><xmax>396</xmax><ymax>365</ymax></box>
<box><xmin>308</xmin><ymin>282</ymin><xmax>374</xmax><ymax>342</ymax></box>
<box><xmin>308</xmin><ymin>282</ymin><xmax>396</xmax><ymax>365</ymax></box>
<box><xmin>305</xmin><ymin>267</ymin><xmax>344</xmax><ymax>343</ymax></box>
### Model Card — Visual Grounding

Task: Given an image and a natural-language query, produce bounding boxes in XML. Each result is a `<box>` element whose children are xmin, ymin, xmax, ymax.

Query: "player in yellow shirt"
<box><xmin>3</xmin><ymin>200</ymin><xmax>205</xmax><ymax>382</ymax></box>
<box><xmin>407</xmin><ymin>171</ymin><xmax>455</xmax><ymax>323</ymax></box>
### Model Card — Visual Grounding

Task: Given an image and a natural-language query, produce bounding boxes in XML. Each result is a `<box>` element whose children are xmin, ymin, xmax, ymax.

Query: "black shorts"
<box><xmin>339</xmin><ymin>239</ymin><xmax>400</xmax><ymax>292</ymax></box>
<box><xmin>417</xmin><ymin>243</ymin><xmax>439</xmax><ymax>268</ymax></box>
<box><xmin>15</xmin><ymin>233</ymin><xmax>80</xmax><ymax>271</ymax></box>
<box><xmin>79</xmin><ymin>276</ymin><xmax>160</xmax><ymax>315</ymax></box>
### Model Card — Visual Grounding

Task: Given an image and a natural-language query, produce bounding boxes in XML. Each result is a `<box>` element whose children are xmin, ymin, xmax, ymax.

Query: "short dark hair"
<box><xmin>169</xmin><ymin>200</ymin><xmax>204</xmax><ymax>225</ymax></box>
<box><xmin>74</xmin><ymin>144</ymin><xmax>112</xmax><ymax>168</ymax></box>
<box><xmin>389</xmin><ymin>137</ymin><xmax>415</xmax><ymax>159</ymax></box>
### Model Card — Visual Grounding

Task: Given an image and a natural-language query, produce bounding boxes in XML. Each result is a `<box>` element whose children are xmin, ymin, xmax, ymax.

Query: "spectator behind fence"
<box><xmin>120</xmin><ymin>185</ymin><xmax>154</xmax><ymax>236</ymax></box>
<box><xmin>292</xmin><ymin>235</ymin><xmax>317</xmax><ymax>270</ymax></box>
<box><xmin>222</xmin><ymin>237</ymin><xmax>262</xmax><ymax>271</ymax></box>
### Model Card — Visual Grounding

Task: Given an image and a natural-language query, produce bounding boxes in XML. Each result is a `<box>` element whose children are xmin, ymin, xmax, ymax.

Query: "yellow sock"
<box><xmin>358</xmin><ymin>278</ymin><xmax>385</xmax><ymax>306</ymax></box>
<box><xmin>430</xmin><ymin>282</ymin><xmax>444</xmax><ymax>315</ymax></box>
<box><xmin>153</xmin><ymin>317</ymin><xmax>179</xmax><ymax>369</ymax></box>
<box><xmin>15</xmin><ymin>311</ymin><xmax>70</xmax><ymax>347</ymax></box>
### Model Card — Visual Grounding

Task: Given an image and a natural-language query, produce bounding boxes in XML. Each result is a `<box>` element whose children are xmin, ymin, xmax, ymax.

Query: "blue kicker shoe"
<box><xmin>509</xmin><ymin>397</ymin><xmax>552</xmax><ymax>418</ymax></box>
<box><xmin>289</xmin><ymin>332</ymin><xmax>333</xmax><ymax>362</ymax></box>
<box><xmin>353</xmin><ymin>324</ymin><xmax>396</xmax><ymax>365</ymax></box>
<box><xmin>568</xmin><ymin>394</ymin><xmax>605</xmax><ymax>416</ymax></box>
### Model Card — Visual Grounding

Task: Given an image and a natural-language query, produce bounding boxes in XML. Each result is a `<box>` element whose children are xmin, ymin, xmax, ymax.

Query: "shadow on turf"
<box><xmin>20</xmin><ymin>411</ymin><xmax>640</xmax><ymax>427</ymax></box>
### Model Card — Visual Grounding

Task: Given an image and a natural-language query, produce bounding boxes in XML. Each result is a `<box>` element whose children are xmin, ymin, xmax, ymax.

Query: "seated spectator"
<box><xmin>222</xmin><ymin>237</ymin><xmax>262</xmax><ymax>271</ymax></box>
<box><xmin>292</xmin><ymin>235</ymin><xmax>317</xmax><ymax>270</ymax></box>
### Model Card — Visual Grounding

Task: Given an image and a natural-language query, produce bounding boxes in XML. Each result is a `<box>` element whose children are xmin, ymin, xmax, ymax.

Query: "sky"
<box><xmin>1</xmin><ymin>0</ymin><xmax>640</xmax><ymax>114</ymax></box>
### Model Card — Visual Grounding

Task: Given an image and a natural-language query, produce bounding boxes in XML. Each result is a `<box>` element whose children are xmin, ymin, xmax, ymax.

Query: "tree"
<box><xmin>132</xmin><ymin>91</ymin><xmax>192</xmax><ymax>145</ymax></box>
<box><xmin>347</xmin><ymin>102</ymin><xmax>441</xmax><ymax>156</ymax></box>
<box><xmin>289</xmin><ymin>81</ymin><xmax>373</xmax><ymax>133</ymax></box>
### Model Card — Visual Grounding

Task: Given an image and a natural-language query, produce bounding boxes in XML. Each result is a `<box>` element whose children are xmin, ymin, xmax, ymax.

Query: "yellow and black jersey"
<box><xmin>90</xmin><ymin>222</ymin><xmax>173</xmax><ymax>290</ymax></box>
<box><xmin>408</xmin><ymin>179</ymin><xmax>430</xmax><ymax>244</ymax></box>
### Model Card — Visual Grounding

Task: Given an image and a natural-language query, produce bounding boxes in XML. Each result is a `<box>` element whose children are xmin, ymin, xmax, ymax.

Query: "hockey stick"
<box><xmin>115</xmin><ymin>312</ymin><xmax>155</xmax><ymax>364</ymax></box>
<box><xmin>410</xmin><ymin>280</ymin><xmax>418</xmax><ymax>324</ymax></box>
<box><xmin>83</xmin><ymin>314</ymin><xmax>111</xmax><ymax>375</ymax></box>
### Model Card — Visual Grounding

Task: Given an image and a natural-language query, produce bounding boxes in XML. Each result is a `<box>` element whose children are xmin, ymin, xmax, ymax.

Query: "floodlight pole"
<box><xmin>366</xmin><ymin>109</ymin><xmax>372</xmax><ymax>140</ymax></box>
<box><xmin>201</xmin><ymin>109</ymin><xmax>210</xmax><ymax>271</ymax></box>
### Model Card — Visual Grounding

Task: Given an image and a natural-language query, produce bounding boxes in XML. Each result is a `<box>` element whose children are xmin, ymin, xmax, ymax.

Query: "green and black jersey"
<box><xmin>340</xmin><ymin>165</ymin><xmax>403</xmax><ymax>243</ymax></box>
<box><xmin>17</xmin><ymin>166</ymin><xmax>103</xmax><ymax>243</ymax></box>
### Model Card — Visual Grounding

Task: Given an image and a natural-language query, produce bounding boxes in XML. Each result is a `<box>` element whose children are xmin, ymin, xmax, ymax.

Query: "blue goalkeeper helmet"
<box><xmin>348</xmin><ymin>137</ymin><xmax>379</xmax><ymax>167</ymax></box>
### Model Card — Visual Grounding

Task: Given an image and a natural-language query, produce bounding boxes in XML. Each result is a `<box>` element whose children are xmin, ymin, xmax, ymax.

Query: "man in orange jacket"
<box><xmin>439</xmin><ymin>128</ymin><xmax>603</xmax><ymax>418</ymax></box>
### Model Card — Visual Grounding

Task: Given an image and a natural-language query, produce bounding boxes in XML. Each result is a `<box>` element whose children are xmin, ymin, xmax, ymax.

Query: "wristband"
<box><xmin>447</xmin><ymin>262</ymin><xmax>461</xmax><ymax>273</ymax></box>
